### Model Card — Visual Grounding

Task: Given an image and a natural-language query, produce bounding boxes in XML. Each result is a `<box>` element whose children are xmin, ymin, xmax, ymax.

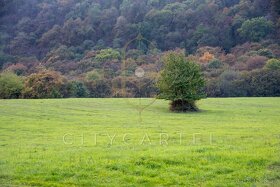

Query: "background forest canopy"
<box><xmin>0</xmin><ymin>0</ymin><xmax>280</xmax><ymax>99</ymax></box>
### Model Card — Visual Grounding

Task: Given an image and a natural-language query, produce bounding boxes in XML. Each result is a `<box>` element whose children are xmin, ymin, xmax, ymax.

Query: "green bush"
<box><xmin>85</xmin><ymin>70</ymin><xmax>103</xmax><ymax>81</ymax></box>
<box><xmin>0</xmin><ymin>72</ymin><xmax>24</xmax><ymax>99</ymax></box>
<box><xmin>67</xmin><ymin>81</ymin><xmax>89</xmax><ymax>98</ymax></box>
<box><xmin>157</xmin><ymin>51</ymin><xmax>205</xmax><ymax>112</ymax></box>
<box><xmin>208</xmin><ymin>59</ymin><xmax>223</xmax><ymax>69</ymax></box>
<box><xmin>265</xmin><ymin>58</ymin><xmax>280</xmax><ymax>70</ymax></box>
<box><xmin>257</xmin><ymin>49</ymin><xmax>274</xmax><ymax>58</ymax></box>
<box><xmin>94</xmin><ymin>48</ymin><xmax>120</xmax><ymax>62</ymax></box>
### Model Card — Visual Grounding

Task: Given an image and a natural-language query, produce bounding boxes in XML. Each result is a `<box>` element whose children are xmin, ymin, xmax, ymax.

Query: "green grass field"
<box><xmin>0</xmin><ymin>98</ymin><xmax>280</xmax><ymax>186</ymax></box>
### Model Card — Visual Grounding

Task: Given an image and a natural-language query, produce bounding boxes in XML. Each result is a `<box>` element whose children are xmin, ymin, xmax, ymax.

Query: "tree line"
<box><xmin>1</xmin><ymin>51</ymin><xmax>280</xmax><ymax>99</ymax></box>
<box><xmin>0</xmin><ymin>0</ymin><xmax>280</xmax><ymax>98</ymax></box>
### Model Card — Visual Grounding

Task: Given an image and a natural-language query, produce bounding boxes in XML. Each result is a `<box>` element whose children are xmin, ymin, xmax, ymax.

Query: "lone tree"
<box><xmin>157</xmin><ymin>51</ymin><xmax>205</xmax><ymax>112</ymax></box>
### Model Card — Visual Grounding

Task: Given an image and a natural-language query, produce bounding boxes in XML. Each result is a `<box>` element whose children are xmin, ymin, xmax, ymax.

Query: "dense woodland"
<box><xmin>0</xmin><ymin>0</ymin><xmax>280</xmax><ymax>98</ymax></box>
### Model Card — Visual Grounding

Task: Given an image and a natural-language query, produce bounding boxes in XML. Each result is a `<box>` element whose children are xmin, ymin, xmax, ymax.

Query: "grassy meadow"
<box><xmin>0</xmin><ymin>98</ymin><xmax>280</xmax><ymax>186</ymax></box>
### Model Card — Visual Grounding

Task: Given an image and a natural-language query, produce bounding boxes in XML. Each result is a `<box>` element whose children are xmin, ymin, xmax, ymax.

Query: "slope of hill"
<box><xmin>0</xmin><ymin>0</ymin><xmax>280</xmax><ymax>98</ymax></box>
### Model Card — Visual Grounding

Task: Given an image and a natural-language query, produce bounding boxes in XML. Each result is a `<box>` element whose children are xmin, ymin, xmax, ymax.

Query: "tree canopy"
<box><xmin>157</xmin><ymin>51</ymin><xmax>205</xmax><ymax>112</ymax></box>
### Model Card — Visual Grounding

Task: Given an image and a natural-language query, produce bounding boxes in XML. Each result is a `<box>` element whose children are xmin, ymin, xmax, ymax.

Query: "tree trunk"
<box><xmin>170</xmin><ymin>99</ymin><xmax>198</xmax><ymax>112</ymax></box>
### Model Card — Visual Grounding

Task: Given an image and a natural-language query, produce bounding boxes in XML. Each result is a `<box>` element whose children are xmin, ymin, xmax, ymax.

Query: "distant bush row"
<box><xmin>206</xmin><ymin>69</ymin><xmax>280</xmax><ymax>97</ymax></box>
<box><xmin>1</xmin><ymin>67</ymin><xmax>280</xmax><ymax>99</ymax></box>
<box><xmin>0</xmin><ymin>69</ymin><xmax>157</xmax><ymax>99</ymax></box>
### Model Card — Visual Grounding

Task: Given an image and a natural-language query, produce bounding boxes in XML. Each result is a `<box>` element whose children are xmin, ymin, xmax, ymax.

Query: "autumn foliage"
<box><xmin>23</xmin><ymin>71</ymin><xmax>66</xmax><ymax>99</ymax></box>
<box><xmin>199</xmin><ymin>52</ymin><xmax>215</xmax><ymax>63</ymax></box>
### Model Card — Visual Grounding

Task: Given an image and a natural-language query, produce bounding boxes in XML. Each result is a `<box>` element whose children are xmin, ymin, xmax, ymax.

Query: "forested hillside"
<box><xmin>0</xmin><ymin>0</ymin><xmax>280</xmax><ymax>98</ymax></box>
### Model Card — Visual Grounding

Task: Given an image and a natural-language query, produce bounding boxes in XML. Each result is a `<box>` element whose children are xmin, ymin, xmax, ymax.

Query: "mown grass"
<box><xmin>0</xmin><ymin>98</ymin><xmax>280</xmax><ymax>186</ymax></box>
